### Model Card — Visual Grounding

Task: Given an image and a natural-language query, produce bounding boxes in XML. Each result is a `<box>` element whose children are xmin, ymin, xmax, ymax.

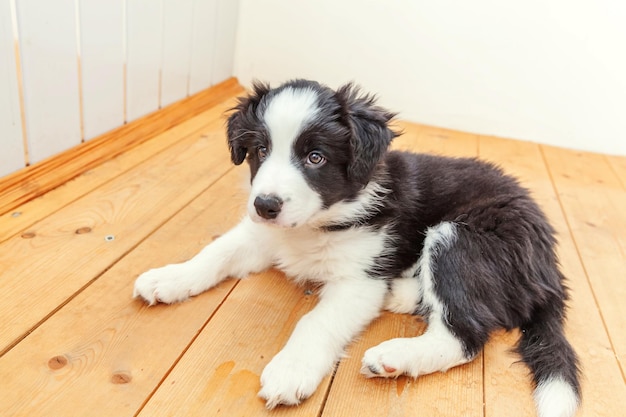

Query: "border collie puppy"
<box><xmin>134</xmin><ymin>80</ymin><xmax>581</xmax><ymax>417</ymax></box>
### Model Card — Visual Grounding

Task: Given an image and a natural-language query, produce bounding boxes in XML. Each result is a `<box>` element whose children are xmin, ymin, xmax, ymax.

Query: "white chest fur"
<box><xmin>265</xmin><ymin>226</ymin><xmax>389</xmax><ymax>284</ymax></box>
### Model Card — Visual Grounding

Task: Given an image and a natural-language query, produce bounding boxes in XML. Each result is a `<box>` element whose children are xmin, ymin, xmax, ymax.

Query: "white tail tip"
<box><xmin>534</xmin><ymin>377</ymin><xmax>579</xmax><ymax>417</ymax></box>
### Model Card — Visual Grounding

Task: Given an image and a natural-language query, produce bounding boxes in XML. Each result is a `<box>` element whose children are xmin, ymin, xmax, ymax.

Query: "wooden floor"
<box><xmin>1</xmin><ymin>84</ymin><xmax>625</xmax><ymax>417</ymax></box>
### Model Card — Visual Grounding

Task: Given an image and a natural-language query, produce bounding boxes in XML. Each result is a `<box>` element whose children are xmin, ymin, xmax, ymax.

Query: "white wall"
<box><xmin>234</xmin><ymin>0</ymin><xmax>626</xmax><ymax>155</ymax></box>
<box><xmin>0</xmin><ymin>0</ymin><xmax>239</xmax><ymax>177</ymax></box>
<box><xmin>0</xmin><ymin>0</ymin><xmax>25</xmax><ymax>177</ymax></box>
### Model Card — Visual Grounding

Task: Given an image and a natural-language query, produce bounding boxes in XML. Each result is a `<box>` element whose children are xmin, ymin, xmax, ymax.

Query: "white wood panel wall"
<box><xmin>126</xmin><ymin>0</ymin><xmax>162</xmax><ymax>122</ymax></box>
<box><xmin>161</xmin><ymin>0</ymin><xmax>194</xmax><ymax>107</ymax></box>
<box><xmin>0</xmin><ymin>0</ymin><xmax>24</xmax><ymax>177</ymax></box>
<box><xmin>189</xmin><ymin>0</ymin><xmax>218</xmax><ymax>95</ymax></box>
<box><xmin>17</xmin><ymin>0</ymin><xmax>82</xmax><ymax>165</ymax></box>
<box><xmin>0</xmin><ymin>0</ymin><xmax>239</xmax><ymax>177</ymax></box>
<box><xmin>79</xmin><ymin>0</ymin><xmax>125</xmax><ymax>140</ymax></box>
<box><xmin>212</xmin><ymin>0</ymin><xmax>238</xmax><ymax>84</ymax></box>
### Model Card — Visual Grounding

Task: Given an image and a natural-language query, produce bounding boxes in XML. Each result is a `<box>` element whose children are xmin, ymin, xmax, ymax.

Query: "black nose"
<box><xmin>254</xmin><ymin>195</ymin><xmax>283</xmax><ymax>219</ymax></box>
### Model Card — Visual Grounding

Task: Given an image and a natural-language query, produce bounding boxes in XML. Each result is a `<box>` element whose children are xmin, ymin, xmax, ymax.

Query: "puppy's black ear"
<box><xmin>226</xmin><ymin>81</ymin><xmax>270</xmax><ymax>165</ymax></box>
<box><xmin>335</xmin><ymin>83</ymin><xmax>398</xmax><ymax>185</ymax></box>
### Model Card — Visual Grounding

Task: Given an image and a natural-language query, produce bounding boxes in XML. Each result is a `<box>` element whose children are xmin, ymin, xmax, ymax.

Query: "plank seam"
<box><xmin>74</xmin><ymin>0</ymin><xmax>85</xmax><ymax>143</ymax></box>
<box><xmin>605</xmin><ymin>155</ymin><xmax>626</xmax><ymax>191</ymax></box>
<box><xmin>317</xmin><ymin>362</ymin><xmax>340</xmax><ymax>417</ymax></box>
<box><xmin>481</xmin><ymin>350</ymin><xmax>486</xmax><ymax>417</ymax></box>
<box><xmin>129</xmin><ymin>167</ymin><xmax>244</xmax><ymax>416</ymax></box>
<box><xmin>0</xmin><ymin>163</ymin><xmax>236</xmax><ymax>359</ymax></box>
<box><xmin>134</xmin><ymin>278</ymin><xmax>242</xmax><ymax>417</ymax></box>
<box><xmin>538</xmin><ymin>145</ymin><xmax>626</xmax><ymax>383</ymax></box>
<box><xmin>0</xmin><ymin>245</ymin><xmax>140</xmax><ymax>357</ymax></box>
<box><xmin>10</xmin><ymin>0</ymin><xmax>29</xmax><ymax>167</ymax></box>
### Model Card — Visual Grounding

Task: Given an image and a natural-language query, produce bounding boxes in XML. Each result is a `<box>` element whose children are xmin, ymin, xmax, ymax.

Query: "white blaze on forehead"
<box><xmin>262</xmin><ymin>87</ymin><xmax>320</xmax><ymax>155</ymax></box>
<box><xmin>248</xmin><ymin>87</ymin><xmax>323</xmax><ymax>227</ymax></box>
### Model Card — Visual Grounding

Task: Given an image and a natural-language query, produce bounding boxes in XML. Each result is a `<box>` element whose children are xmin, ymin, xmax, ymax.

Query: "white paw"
<box><xmin>384</xmin><ymin>277</ymin><xmax>420</xmax><ymax>314</ymax></box>
<box><xmin>383</xmin><ymin>294</ymin><xmax>418</xmax><ymax>314</ymax></box>
<box><xmin>361</xmin><ymin>334</ymin><xmax>470</xmax><ymax>379</ymax></box>
<box><xmin>133</xmin><ymin>262</ymin><xmax>208</xmax><ymax>305</ymax></box>
<box><xmin>361</xmin><ymin>338</ymin><xmax>413</xmax><ymax>378</ymax></box>
<box><xmin>258</xmin><ymin>349</ymin><xmax>328</xmax><ymax>409</ymax></box>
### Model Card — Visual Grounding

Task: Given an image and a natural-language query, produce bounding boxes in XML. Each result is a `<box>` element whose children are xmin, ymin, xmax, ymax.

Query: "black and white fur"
<box><xmin>134</xmin><ymin>80</ymin><xmax>581</xmax><ymax>416</ymax></box>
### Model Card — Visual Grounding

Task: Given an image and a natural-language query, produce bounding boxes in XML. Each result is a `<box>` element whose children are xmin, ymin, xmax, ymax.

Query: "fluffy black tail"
<box><xmin>517</xmin><ymin>305</ymin><xmax>581</xmax><ymax>417</ymax></box>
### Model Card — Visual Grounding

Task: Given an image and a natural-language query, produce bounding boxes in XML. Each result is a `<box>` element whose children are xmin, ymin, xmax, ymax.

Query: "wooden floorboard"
<box><xmin>480</xmin><ymin>137</ymin><xmax>626</xmax><ymax>416</ymax></box>
<box><xmin>0</xmin><ymin>169</ymin><xmax>245</xmax><ymax>416</ymax></box>
<box><xmin>0</xmin><ymin>99</ymin><xmax>238</xmax><ymax>354</ymax></box>
<box><xmin>541</xmin><ymin>147</ymin><xmax>626</xmax><ymax>380</ymax></box>
<box><xmin>0</xmin><ymin>96</ymin><xmax>238</xmax><ymax>244</ymax></box>
<box><xmin>1</xmin><ymin>87</ymin><xmax>625</xmax><ymax>417</ymax></box>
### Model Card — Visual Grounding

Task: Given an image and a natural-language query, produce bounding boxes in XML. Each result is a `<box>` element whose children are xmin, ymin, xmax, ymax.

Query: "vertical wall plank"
<box><xmin>0</xmin><ymin>0</ymin><xmax>25</xmax><ymax>176</ymax></box>
<box><xmin>16</xmin><ymin>0</ymin><xmax>81</xmax><ymax>164</ymax></box>
<box><xmin>188</xmin><ymin>0</ymin><xmax>217</xmax><ymax>95</ymax></box>
<box><xmin>79</xmin><ymin>0</ymin><xmax>124</xmax><ymax>140</ymax></box>
<box><xmin>160</xmin><ymin>0</ymin><xmax>194</xmax><ymax>107</ymax></box>
<box><xmin>212</xmin><ymin>0</ymin><xmax>238</xmax><ymax>84</ymax></box>
<box><xmin>126</xmin><ymin>0</ymin><xmax>162</xmax><ymax>122</ymax></box>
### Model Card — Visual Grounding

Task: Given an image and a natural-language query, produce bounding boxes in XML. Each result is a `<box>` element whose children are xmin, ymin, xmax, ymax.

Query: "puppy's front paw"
<box><xmin>258</xmin><ymin>349</ymin><xmax>327</xmax><ymax>409</ymax></box>
<box><xmin>133</xmin><ymin>263</ymin><xmax>203</xmax><ymax>305</ymax></box>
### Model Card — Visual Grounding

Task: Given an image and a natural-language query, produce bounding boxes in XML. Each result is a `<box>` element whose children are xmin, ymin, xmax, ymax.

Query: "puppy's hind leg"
<box><xmin>133</xmin><ymin>217</ymin><xmax>274</xmax><ymax>305</ymax></box>
<box><xmin>362</xmin><ymin>222</ymin><xmax>478</xmax><ymax>378</ymax></box>
<box><xmin>361</xmin><ymin>320</ymin><xmax>472</xmax><ymax>378</ymax></box>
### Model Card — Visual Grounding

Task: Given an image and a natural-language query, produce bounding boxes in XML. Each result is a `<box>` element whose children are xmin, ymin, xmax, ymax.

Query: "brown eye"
<box><xmin>257</xmin><ymin>146</ymin><xmax>268</xmax><ymax>161</ymax></box>
<box><xmin>306</xmin><ymin>151</ymin><xmax>326</xmax><ymax>166</ymax></box>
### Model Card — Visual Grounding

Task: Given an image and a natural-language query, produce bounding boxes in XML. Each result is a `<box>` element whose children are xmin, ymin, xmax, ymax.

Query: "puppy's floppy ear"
<box><xmin>226</xmin><ymin>81</ymin><xmax>270</xmax><ymax>165</ymax></box>
<box><xmin>335</xmin><ymin>83</ymin><xmax>398</xmax><ymax>185</ymax></box>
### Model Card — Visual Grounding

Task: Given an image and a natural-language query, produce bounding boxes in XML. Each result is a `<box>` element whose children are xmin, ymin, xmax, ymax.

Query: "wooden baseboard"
<box><xmin>0</xmin><ymin>78</ymin><xmax>244</xmax><ymax>216</ymax></box>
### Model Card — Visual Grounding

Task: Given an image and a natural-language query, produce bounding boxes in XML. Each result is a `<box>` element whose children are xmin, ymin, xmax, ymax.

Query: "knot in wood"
<box><xmin>21</xmin><ymin>231</ymin><xmax>36</xmax><ymax>239</ymax></box>
<box><xmin>48</xmin><ymin>355</ymin><xmax>68</xmax><ymax>370</ymax></box>
<box><xmin>111</xmin><ymin>372</ymin><xmax>132</xmax><ymax>384</ymax></box>
<box><xmin>75</xmin><ymin>227</ymin><xmax>92</xmax><ymax>234</ymax></box>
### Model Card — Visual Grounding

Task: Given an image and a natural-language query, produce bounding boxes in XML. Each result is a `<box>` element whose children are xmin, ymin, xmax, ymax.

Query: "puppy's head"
<box><xmin>227</xmin><ymin>79</ymin><xmax>396</xmax><ymax>228</ymax></box>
